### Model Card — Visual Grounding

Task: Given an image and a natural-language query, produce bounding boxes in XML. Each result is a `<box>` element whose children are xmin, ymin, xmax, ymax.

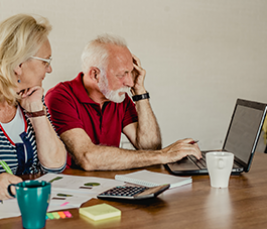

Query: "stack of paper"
<box><xmin>115</xmin><ymin>170</ymin><xmax>192</xmax><ymax>188</ymax></box>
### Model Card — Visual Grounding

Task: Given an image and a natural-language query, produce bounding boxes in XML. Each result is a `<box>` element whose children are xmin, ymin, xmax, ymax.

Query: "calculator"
<box><xmin>97</xmin><ymin>184</ymin><xmax>170</xmax><ymax>200</ymax></box>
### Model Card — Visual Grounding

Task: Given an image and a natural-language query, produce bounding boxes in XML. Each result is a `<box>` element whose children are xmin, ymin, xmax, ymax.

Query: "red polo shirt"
<box><xmin>45</xmin><ymin>72</ymin><xmax>138</xmax><ymax>168</ymax></box>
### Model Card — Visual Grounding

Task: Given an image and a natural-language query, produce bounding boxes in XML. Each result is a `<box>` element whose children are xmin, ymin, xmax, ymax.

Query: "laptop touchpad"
<box><xmin>168</xmin><ymin>158</ymin><xmax>200</xmax><ymax>170</ymax></box>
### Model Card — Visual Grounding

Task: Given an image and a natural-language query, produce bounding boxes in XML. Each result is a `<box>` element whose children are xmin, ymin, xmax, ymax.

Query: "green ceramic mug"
<box><xmin>8</xmin><ymin>180</ymin><xmax>51</xmax><ymax>229</ymax></box>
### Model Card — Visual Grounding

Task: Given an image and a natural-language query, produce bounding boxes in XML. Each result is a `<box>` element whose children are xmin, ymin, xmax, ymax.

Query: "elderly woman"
<box><xmin>0</xmin><ymin>14</ymin><xmax>66</xmax><ymax>200</ymax></box>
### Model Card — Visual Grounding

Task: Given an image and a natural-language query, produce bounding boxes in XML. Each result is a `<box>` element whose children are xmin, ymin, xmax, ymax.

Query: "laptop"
<box><xmin>165</xmin><ymin>98</ymin><xmax>267</xmax><ymax>176</ymax></box>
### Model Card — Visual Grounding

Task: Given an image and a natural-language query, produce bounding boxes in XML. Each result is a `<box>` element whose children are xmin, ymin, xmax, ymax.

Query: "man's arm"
<box><xmin>125</xmin><ymin>54</ymin><xmax>162</xmax><ymax>150</ymax></box>
<box><xmin>60</xmin><ymin>128</ymin><xmax>201</xmax><ymax>171</ymax></box>
<box><xmin>123</xmin><ymin>100</ymin><xmax>161</xmax><ymax>150</ymax></box>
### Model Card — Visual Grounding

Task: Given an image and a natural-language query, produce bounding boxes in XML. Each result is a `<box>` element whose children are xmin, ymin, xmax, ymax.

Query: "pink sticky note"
<box><xmin>63</xmin><ymin>211</ymin><xmax>72</xmax><ymax>218</ymax></box>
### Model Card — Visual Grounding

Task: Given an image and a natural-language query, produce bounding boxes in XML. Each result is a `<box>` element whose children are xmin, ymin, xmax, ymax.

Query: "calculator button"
<box><xmin>98</xmin><ymin>186</ymin><xmax>151</xmax><ymax>199</ymax></box>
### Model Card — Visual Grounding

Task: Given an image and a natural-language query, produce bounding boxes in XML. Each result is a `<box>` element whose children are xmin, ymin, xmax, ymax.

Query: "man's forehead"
<box><xmin>109</xmin><ymin>45</ymin><xmax>131</xmax><ymax>59</ymax></box>
<box><xmin>107</xmin><ymin>45</ymin><xmax>133</xmax><ymax>69</ymax></box>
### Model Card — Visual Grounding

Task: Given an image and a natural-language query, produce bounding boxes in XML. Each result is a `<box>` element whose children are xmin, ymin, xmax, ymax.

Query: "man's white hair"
<box><xmin>81</xmin><ymin>34</ymin><xmax>127</xmax><ymax>73</ymax></box>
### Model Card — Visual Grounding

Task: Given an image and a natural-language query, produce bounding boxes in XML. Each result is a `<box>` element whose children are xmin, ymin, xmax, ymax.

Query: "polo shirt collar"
<box><xmin>72</xmin><ymin>72</ymin><xmax>99</xmax><ymax>104</ymax></box>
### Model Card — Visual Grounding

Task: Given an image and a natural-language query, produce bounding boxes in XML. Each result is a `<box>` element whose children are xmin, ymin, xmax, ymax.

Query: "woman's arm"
<box><xmin>19</xmin><ymin>86</ymin><xmax>66</xmax><ymax>171</ymax></box>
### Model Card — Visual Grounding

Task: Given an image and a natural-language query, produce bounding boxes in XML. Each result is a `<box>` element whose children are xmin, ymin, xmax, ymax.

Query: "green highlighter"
<box><xmin>0</xmin><ymin>160</ymin><xmax>13</xmax><ymax>174</ymax></box>
<box><xmin>0</xmin><ymin>160</ymin><xmax>13</xmax><ymax>204</ymax></box>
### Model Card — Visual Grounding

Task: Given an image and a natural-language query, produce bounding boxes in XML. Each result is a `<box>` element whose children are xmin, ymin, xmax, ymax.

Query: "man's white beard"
<box><xmin>98</xmin><ymin>72</ymin><xmax>130</xmax><ymax>103</ymax></box>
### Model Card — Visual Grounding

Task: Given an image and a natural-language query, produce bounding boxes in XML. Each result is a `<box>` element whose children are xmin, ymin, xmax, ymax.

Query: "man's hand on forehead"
<box><xmin>131</xmin><ymin>54</ymin><xmax>146</xmax><ymax>95</ymax></box>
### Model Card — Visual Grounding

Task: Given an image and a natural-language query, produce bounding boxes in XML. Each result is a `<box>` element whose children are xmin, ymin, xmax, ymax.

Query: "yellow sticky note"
<box><xmin>79</xmin><ymin>203</ymin><xmax>121</xmax><ymax>221</ymax></box>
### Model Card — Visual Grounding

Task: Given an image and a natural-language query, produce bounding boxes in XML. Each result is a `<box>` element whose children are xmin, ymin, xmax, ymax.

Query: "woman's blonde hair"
<box><xmin>0</xmin><ymin>14</ymin><xmax>52</xmax><ymax>105</ymax></box>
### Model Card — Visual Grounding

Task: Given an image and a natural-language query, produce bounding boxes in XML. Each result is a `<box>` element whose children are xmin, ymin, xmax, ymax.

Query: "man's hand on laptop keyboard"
<box><xmin>160</xmin><ymin>138</ymin><xmax>202</xmax><ymax>164</ymax></box>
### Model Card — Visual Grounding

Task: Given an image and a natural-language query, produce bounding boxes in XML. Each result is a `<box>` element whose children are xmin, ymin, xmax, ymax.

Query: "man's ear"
<box><xmin>88</xmin><ymin>67</ymin><xmax>101</xmax><ymax>82</ymax></box>
<box><xmin>14</xmin><ymin>63</ymin><xmax>22</xmax><ymax>76</ymax></box>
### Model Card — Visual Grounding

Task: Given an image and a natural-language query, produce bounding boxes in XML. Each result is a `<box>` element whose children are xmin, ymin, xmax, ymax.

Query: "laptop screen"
<box><xmin>223</xmin><ymin>100</ymin><xmax>266</xmax><ymax>167</ymax></box>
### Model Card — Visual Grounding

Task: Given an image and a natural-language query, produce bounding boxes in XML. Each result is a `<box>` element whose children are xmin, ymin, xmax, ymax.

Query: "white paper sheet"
<box><xmin>47</xmin><ymin>189</ymin><xmax>94</xmax><ymax>211</ymax></box>
<box><xmin>37</xmin><ymin>173</ymin><xmax>124</xmax><ymax>195</ymax></box>
<box><xmin>0</xmin><ymin>173</ymin><xmax>124</xmax><ymax>219</ymax></box>
<box><xmin>0</xmin><ymin>199</ymin><xmax>21</xmax><ymax>219</ymax></box>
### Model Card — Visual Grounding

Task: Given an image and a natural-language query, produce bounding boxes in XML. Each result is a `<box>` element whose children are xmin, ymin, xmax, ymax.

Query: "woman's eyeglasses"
<box><xmin>31</xmin><ymin>56</ymin><xmax>52</xmax><ymax>67</ymax></box>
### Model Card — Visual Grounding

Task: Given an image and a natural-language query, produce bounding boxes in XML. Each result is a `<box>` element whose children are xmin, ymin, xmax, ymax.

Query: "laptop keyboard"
<box><xmin>188</xmin><ymin>152</ymin><xmax>241</xmax><ymax>170</ymax></box>
<box><xmin>187</xmin><ymin>152</ymin><xmax>207</xmax><ymax>169</ymax></box>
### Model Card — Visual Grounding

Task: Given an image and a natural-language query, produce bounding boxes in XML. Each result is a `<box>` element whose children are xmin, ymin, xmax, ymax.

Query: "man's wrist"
<box><xmin>132</xmin><ymin>92</ymin><xmax>150</xmax><ymax>102</ymax></box>
<box><xmin>131</xmin><ymin>87</ymin><xmax>146</xmax><ymax>96</ymax></box>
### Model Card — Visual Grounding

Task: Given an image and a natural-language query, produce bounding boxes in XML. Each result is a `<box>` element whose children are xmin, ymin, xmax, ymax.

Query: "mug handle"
<box><xmin>218</xmin><ymin>158</ymin><xmax>225</xmax><ymax>169</ymax></box>
<box><xmin>7</xmin><ymin>184</ymin><xmax>16</xmax><ymax>198</ymax></box>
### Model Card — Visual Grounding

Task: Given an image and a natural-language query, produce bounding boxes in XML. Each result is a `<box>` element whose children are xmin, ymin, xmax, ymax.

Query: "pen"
<box><xmin>189</xmin><ymin>140</ymin><xmax>199</xmax><ymax>144</ymax></box>
<box><xmin>0</xmin><ymin>160</ymin><xmax>13</xmax><ymax>174</ymax></box>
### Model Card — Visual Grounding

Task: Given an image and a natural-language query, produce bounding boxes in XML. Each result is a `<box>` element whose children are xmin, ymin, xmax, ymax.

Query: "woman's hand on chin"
<box><xmin>19</xmin><ymin>86</ymin><xmax>44</xmax><ymax>112</ymax></box>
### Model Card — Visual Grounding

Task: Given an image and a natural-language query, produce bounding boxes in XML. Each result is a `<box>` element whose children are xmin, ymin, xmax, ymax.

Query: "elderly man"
<box><xmin>45</xmin><ymin>34</ymin><xmax>201</xmax><ymax>171</ymax></box>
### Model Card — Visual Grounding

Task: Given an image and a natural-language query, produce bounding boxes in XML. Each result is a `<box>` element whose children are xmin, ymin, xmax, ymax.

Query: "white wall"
<box><xmin>1</xmin><ymin>0</ymin><xmax>267</xmax><ymax>150</ymax></box>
